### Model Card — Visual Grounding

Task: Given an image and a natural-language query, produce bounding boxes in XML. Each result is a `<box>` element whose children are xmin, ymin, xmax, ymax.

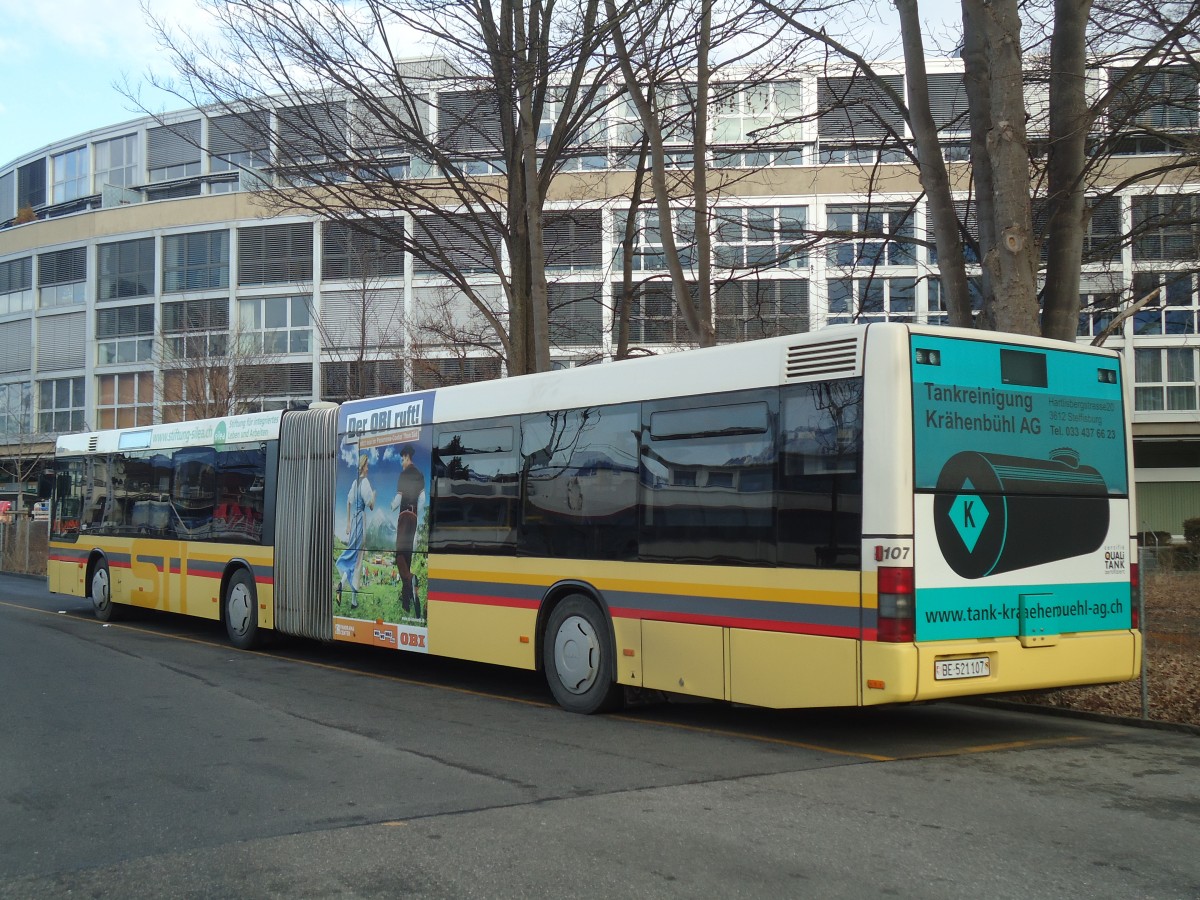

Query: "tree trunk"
<box><xmin>978</xmin><ymin>0</ymin><xmax>1040</xmax><ymax>335</ymax></box>
<box><xmin>690</xmin><ymin>0</ymin><xmax>716</xmax><ymax>346</ymax></box>
<box><xmin>897</xmin><ymin>0</ymin><xmax>973</xmax><ymax>328</ymax></box>
<box><xmin>1040</xmin><ymin>0</ymin><xmax>1093</xmax><ymax>341</ymax></box>
<box><xmin>961</xmin><ymin>0</ymin><xmax>997</xmax><ymax>319</ymax></box>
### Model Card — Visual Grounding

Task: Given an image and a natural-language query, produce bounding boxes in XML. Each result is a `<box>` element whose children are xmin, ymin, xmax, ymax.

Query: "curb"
<box><xmin>972</xmin><ymin>698</ymin><xmax>1200</xmax><ymax>736</ymax></box>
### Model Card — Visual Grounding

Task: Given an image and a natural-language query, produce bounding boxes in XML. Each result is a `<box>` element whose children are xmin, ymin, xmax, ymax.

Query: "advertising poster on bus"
<box><xmin>910</xmin><ymin>336</ymin><xmax>1132</xmax><ymax>642</ymax></box>
<box><xmin>332</xmin><ymin>390</ymin><xmax>436</xmax><ymax>653</ymax></box>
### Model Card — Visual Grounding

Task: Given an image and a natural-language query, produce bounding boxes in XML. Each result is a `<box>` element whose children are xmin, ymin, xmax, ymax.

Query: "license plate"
<box><xmin>934</xmin><ymin>656</ymin><xmax>991</xmax><ymax>680</ymax></box>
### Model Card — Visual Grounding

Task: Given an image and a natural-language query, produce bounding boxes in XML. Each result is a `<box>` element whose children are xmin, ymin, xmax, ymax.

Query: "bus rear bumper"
<box><xmin>861</xmin><ymin>630</ymin><xmax>1142</xmax><ymax>705</ymax></box>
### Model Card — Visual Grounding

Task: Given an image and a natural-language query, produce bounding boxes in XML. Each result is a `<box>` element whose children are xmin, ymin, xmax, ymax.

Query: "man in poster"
<box><xmin>392</xmin><ymin>445</ymin><xmax>426</xmax><ymax>617</ymax></box>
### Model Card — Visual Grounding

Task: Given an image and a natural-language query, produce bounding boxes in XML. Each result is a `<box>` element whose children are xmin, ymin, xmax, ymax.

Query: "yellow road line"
<box><xmin>894</xmin><ymin>735</ymin><xmax>1088</xmax><ymax>759</ymax></box>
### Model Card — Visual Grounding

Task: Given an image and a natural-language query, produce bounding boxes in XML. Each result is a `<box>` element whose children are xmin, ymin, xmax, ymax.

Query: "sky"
<box><xmin>0</xmin><ymin>0</ymin><xmax>213</xmax><ymax>167</ymax></box>
<box><xmin>0</xmin><ymin>0</ymin><xmax>964</xmax><ymax>169</ymax></box>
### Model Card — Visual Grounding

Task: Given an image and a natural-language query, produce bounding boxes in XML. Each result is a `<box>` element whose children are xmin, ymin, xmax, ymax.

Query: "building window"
<box><xmin>1132</xmin><ymin>195</ymin><xmax>1200</xmax><ymax>262</ymax></box>
<box><xmin>147</xmin><ymin>121</ymin><xmax>202</xmax><ymax>183</ymax></box>
<box><xmin>238</xmin><ymin>296</ymin><xmax>312</xmax><ymax>354</ymax></box>
<box><xmin>0</xmin><ymin>257</ymin><xmax>34</xmax><ymax>315</ymax></box>
<box><xmin>38</xmin><ymin>247</ymin><xmax>87</xmax><ymax>307</ymax></box>
<box><xmin>233</xmin><ymin>363</ymin><xmax>314</xmax><ymax>410</ymax></box>
<box><xmin>1077</xmin><ymin>290</ymin><xmax>1122</xmax><ymax>338</ymax></box>
<box><xmin>926</xmin><ymin>276</ymin><xmax>983</xmax><ymax>323</ymax></box>
<box><xmin>17</xmin><ymin>158</ymin><xmax>46</xmax><ymax>210</ymax></box>
<box><xmin>612</xmin><ymin>208</ymin><xmax>695</xmax><ymax>272</ymax></box>
<box><xmin>714</xmin><ymin>206</ymin><xmax>807</xmax><ymax>270</ymax></box>
<box><xmin>237</xmin><ymin>222</ymin><xmax>314</xmax><ymax>285</ymax></box>
<box><xmin>1109</xmin><ymin>66</ymin><xmax>1199</xmax><ymax>131</ymax></box>
<box><xmin>1131</xmin><ymin>272</ymin><xmax>1198</xmax><ymax>335</ymax></box>
<box><xmin>162</xmin><ymin>298</ymin><xmax>230</xmax><ymax>360</ymax></box>
<box><xmin>1135</xmin><ymin>347</ymin><xmax>1197</xmax><ymax>412</ymax></box>
<box><xmin>826</xmin><ymin>204</ymin><xmax>917</xmax><ymax>267</ymax></box>
<box><xmin>320</xmin><ymin>359</ymin><xmax>405</xmax><ymax>402</ymax></box>
<box><xmin>544</xmin><ymin>212</ymin><xmax>603</xmax><ymax>271</ymax></box>
<box><xmin>163</xmin><ymin>230</ymin><xmax>229</xmax><ymax>292</ymax></box>
<box><xmin>208</xmin><ymin>111</ymin><xmax>270</xmax><ymax>173</ymax></box>
<box><xmin>627</xmin><ymin>282</ymin><xmax>698</xmax><ymax>344</ymax></box>
<box><xmin>321</xmin><ymin>221</ymin><xmax>405</xmax><ymax>280</ymax></box>
<box><xmin>97</xmin><ymin>372</ymin><xmax>155</xmax><ymax>429</ymax></box>
<box><xmin>52</xmin><ymin>147</ymin><xmax>90</xmax><ymax>203</ymax></box>
<box><xmin>93</xmin><ymin>134</ymin><xmax>139</xmax><ymax>190</ymax></box>
<box><xmin>712</xmin><ymin>148</ymin><xmax>807</xmax><ymax>169</ymax></box>
<box><xmin>712</xmin><ymin>81</ymin><xmax>804</xmax><ymax>145</ymax></box>
<box><xmin>97</xmin><ymin>238</ymin><xmax>155</xmax><ymax>301</ymax></box>
<box><xmin>161</xmin><ymin>368</ymin><xmax>230</xmax><ymax>423</ymax></box>
<box><xmin>37</xmin><ymin>377</ymin><xmax>85</xmax><ymax>433</ymax></box>
<box><xmin>0</xmin><ymin>381</ymin><xmax>32</xmax><ymax>435</ymax></box>
<box><xmin>548</xmin><ymin>283</ymin><xmax>604</xmax><ymax>347</ymax></box>
<box><xmin>827</xmin><ymin>276</ymin><xmax>917</xmax><ymax>324</ymax></box>
<box><xmin>412</xmin><ymin>357</ymin><xmax>501</xmax><ymax>390</ymax></box>
<box><xmin>412</xmin><ymin>215</ymin><xmax>499</xmax><ymax>275</ymax></box>
<box><xmin>716</xmin><ymin>279</ymin><xmax>809</xmax><ymax>341</ymax></box>
<box><xmin>97</xmin><ymin>305</ymin><xmax>155</xmax><ymax>365</ymax></box>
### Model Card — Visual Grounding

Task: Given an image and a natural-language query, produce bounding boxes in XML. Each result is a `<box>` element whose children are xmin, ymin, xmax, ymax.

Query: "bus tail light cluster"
<box><xmin>876</xmin><ymin>566</ymin><xmax>915</xmax><ymax>642</ymax></box>
<box><xmin>1130</xmin><ymin>563</ymin><xmax>1140</xmax><ymax>630</ymax></box>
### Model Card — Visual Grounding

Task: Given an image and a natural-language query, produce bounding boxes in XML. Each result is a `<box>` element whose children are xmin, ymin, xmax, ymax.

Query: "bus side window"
<box><xmin>778</xmin><ymin>379</ymin><xmax>864</xmax><ymax>569</ymax></box>
<box><xmin>172</xmin><ymin>447</ymin><xmax>217</xmax><ymax>539</ymax></box>
<box><xmin>431</xmin><ymin>420</ymin><xmax>519</xmax><ymax>555</ymax></box>
<box><xmin>639</xmin><ymin>393</ymin><xmax>779</xmax><ymax>567</ymax></box>
<box><xmin>519</xmin><ymin>404</ymin><xmax>639</xmax><ymax>561</ymax></box>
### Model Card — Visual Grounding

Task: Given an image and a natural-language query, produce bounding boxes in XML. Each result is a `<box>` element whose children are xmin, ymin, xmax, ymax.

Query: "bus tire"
<box><xmin>90</xmin><ymin>559</ymin><xmax>121</xmax><ymax>622</ymax></box>
<box><xmin>224</xmin><ymin>568</ymin><xmax>260</xmax><ymax>650</ymax></box>
<box><xmin>542</xmin><ymin>595</ymin><xmax>622</xmax><ymax>714</ymax></box>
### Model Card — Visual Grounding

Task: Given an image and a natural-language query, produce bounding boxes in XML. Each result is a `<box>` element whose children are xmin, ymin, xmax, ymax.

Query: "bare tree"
<box><xmin>606</xmin><ymin>0</ymin><xmax>802</xmax><ymax>347</ymax></box>
<box><xmin>158</xmin><ymin>303</ymin><xmax>286</xmax><ymax>420</ymax></box>
<box><xmin>312</xmin><ymin>225</ymin><xmax>407</xmax><ymax>401</ymax></box>
<box><xmin>138</xmin><ymin>0</ymin><xmax>627</xmax><ymax>376</ymax></box>
<box><xmin>0</xmin><ymin>383</ymin><xmax>48</xmax><ymax>516</ymax></box>
<box><xmin>759</xmin><ymin>0</ymin><xmax>1200</xmax><ymax>340</ymax></box>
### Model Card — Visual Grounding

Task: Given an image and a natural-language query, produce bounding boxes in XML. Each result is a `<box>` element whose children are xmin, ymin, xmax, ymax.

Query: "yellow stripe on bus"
<box><xmin>430</xmin><ymin>556</ymin><xmax>863</xmax><ymax>607</ymax></box>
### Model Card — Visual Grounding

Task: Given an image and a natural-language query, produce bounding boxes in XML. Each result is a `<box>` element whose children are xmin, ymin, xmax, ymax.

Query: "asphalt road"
<box><xmin>1</xmin><ymin>572</ymin><xmax>1197</xmax><ymax>899</ymax></box>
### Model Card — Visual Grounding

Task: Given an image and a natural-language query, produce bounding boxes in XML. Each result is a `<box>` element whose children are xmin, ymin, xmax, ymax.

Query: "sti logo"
<box><xmin>373</xmin><ymin>628</ymin><xmax>396</xmax><ymax>644</ymax></box>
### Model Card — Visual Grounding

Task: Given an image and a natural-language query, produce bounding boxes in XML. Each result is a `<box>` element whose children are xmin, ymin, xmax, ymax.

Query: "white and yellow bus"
<box><xmin>48</xmin><ymin>323</ymin><xmax>1141</xmax><ymax>713</ymax></box>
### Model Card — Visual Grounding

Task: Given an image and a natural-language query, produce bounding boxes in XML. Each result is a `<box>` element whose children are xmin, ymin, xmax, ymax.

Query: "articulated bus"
<box><xmin>48</xmin><ymin>323</ymin><xmax>1141</xmax><ymax>713</ymax></box>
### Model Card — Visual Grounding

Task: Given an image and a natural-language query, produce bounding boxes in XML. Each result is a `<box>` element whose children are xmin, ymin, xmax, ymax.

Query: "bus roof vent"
<box><xmin>87</xmin><ymin>436</ymin><xmax>99</xmax><ymax>453</ymax></box>
<box><xmin>784</xmin><ymin>336</ymin><xmax>863</xmax><ymax>382</ymax></box>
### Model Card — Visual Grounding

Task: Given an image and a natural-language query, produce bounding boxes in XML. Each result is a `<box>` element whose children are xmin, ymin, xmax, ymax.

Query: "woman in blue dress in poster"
<box><xmin>336</xmin><ymin>452</ymin><xmax>375</xmax><ymax>609</ymax></box>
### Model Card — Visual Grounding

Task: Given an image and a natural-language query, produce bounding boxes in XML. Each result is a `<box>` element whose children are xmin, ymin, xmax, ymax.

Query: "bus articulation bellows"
<box><xmin>48</xmin><ymin>323</ymin><xmax>1141</xmax><ymax>713</ymax></box>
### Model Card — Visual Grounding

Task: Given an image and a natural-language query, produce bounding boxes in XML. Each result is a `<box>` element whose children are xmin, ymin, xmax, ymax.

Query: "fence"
<box><xmin>0</xmin><ymin>518</ymin><xmax>48</xmax><ymax>577</ymax></box>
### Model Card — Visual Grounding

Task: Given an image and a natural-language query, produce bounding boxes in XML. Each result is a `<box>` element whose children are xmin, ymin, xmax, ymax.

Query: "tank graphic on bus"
<box><xmin>932</xmin><ymin>449</ymin><xmax>1109</xmax><ymax>579</ymax></box>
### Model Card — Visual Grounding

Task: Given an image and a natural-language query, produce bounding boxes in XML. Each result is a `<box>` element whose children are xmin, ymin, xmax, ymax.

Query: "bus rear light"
<box><xmin>876</xmin><ymin>566</ymin><xmax>915</xmax><ymax>643</ymax></box>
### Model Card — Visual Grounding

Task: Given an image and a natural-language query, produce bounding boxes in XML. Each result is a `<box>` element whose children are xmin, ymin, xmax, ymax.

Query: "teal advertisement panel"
<box><xmin>917</xmin><ymin>581</ymin><xmax>1133</xmax><ymax>641</ymax></box>
<box><xmin>912</xmin><ymin>336</ymin><xmax>1127</xmax><ymax>495</ymax></box>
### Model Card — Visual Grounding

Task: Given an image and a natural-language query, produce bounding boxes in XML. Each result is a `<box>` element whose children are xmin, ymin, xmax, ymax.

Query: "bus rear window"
<box><xmin>1000</xmin><ymin>349</ymin><xmax>1047</xmax><ymax>388</ymax></box>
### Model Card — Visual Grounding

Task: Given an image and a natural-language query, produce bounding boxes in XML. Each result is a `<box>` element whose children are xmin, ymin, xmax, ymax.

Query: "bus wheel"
<box><xmin>543</xmin><ymin>595</ymin><xmax>622</xmax><ymax>714</ymax></box>
<box><xmin>90</xmin><ymin>560</ymin><xmax>121</xmax><ymax>622</ymax></box>
<box><xmin>224</xmin><ymin>569</ymin><xmax>260</xmax><ymax>650</ymax></box>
